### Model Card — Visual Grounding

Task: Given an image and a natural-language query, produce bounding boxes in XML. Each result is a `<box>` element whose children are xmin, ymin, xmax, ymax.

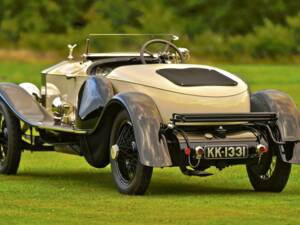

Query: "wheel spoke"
<box><xmin>118</xmin><ymin>150</ymin><xmax>137</xmax><ymax>162</ymax></box>
<box><xmin>0</xmin><ymin>114</ymin><xmax>8</xmax><ymax>163</ymax></box>
<box><xmin>115</xmin><ymin>121</ymin><xmax>138</xmax><ymax>183</ymax></box>
<box><xmin>0</xmin><ymin>145</ymin><xmax>7</xmax><ymax>161</ymax></box>
<box><xmin>251</xmin><ymin>150</ymin><xmax>276</xmax><ymax>181</ymax></box>
<box><xmin>266</xmin><ymin>156</ymin><xmax>276</xmax><ymax>178</ymax></box>
<box><xmin>0</xmin><ymin>115</ymin><xmax>4</xmax><ymax>128</ymax></box>
<box><xmin>0</xmin><ymin>137</ymin><xmax>7</xmax><ymax>145</ymax></box>
<box><xmin>0</xmin><ymin>148</ymin><xmax>3</xmax><ymax>159</ymax></box>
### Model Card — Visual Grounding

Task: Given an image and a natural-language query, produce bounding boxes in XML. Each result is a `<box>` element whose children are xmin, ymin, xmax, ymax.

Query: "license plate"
<box><xmin>204</xmin><ymin>145</ymin><xmax>248</xmax><ymax>159</ymax></box>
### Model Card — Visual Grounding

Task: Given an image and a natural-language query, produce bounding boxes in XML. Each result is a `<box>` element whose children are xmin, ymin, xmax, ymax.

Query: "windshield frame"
<box><xmin>84</xmin><ymin>33</ymin><xmax>180</xmax><ymax>55</ymax></box>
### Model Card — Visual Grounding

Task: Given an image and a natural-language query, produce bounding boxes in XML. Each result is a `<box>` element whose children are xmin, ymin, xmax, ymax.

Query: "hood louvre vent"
<box><xmin>156</xmin><ymin>68</ymin><xmax>238</xmax><ymax>87</ymax></box>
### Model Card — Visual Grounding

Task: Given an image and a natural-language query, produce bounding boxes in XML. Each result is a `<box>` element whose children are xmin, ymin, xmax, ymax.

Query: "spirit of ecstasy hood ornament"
<box><xmin>67</xmin><ymin>44</ymin><xmax>77</xmax><ymax>60</ymax></box>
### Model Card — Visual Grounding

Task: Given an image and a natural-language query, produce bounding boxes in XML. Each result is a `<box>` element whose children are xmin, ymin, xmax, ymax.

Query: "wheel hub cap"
<box><xmin>111</xmin><ymin>144</ymin><xmax>119</xmax><ymax>160</ymax></box>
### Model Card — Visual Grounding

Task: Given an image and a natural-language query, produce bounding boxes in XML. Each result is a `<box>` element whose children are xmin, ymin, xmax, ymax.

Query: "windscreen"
<box><xmin>86</xmin><ymin>34</ymin><xmax>179</xmax><ymax>54</ymax></box>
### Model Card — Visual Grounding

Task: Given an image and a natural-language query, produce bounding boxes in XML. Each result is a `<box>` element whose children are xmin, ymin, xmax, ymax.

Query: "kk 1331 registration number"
<box><xmin>204</xmin><ymin>145</ymin><xmax>248</xmax><ymax>159</ymax></box>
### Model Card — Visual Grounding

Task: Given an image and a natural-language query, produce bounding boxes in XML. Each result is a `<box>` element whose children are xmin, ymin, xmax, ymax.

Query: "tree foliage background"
<box><xmin>0</xmin><ymin>0</ymin><xmax>300</xmax><ymax>62</ymax></box>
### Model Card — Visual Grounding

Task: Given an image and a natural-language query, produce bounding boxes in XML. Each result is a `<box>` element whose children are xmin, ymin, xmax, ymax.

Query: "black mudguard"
<box><xmin>251</xmin><ymin>90</ymin><xmax>300</xmax><ymax>163</ymax></box>
<box><xmin>76</xmin><ymin>75</ymin><xmax>114</xmax><ymax>130</ymax></box>
<box><xmin>77</xmin><ymin>75</ymin><xmax>114</xmax><ymax>167</ymax></box>
<box><xmin>78</xmin><ymin>76</ymin><xmax>114</xmax><ymax>120</ymax></box>
<box><xmin>0</xmin><ymin>83</ymin><xmax>52</xmax><ymax>125</ymax></box>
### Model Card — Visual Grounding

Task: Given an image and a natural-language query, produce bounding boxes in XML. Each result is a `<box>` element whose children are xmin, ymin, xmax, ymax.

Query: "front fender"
<box><xmin>251</xmin><ymin>90</ymin><xmax>300</xmax><ymax>163</ymax></box>
<box><xmin>0</xmin><ymin>82</ymin><xmax>52</xmax><ymax>125</ymax></box>
<box><xmin>76</xmin><ymin>75</ymin><xmax>114</xmax><ymax>130</ymax></box>
<box><xmin>78</xmin><ymin>76</ymin><xmax>114</xmax><ymax>120</ymax></box>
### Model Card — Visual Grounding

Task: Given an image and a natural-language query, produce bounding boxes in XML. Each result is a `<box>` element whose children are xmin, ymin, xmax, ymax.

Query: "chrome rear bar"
<box><xmin>171</xmin><ymin>112</ymin><xmax>278</xmax><ymax>123</ymax></box>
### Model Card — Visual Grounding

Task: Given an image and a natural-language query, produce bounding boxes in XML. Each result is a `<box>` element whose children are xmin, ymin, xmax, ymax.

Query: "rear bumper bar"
<box><xmin>171</xmin><ymin>112</ymin><xmax>278</xmax><ymax>123</ymax></box>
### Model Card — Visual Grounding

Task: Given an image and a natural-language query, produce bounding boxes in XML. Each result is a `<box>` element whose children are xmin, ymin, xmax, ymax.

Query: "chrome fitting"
<box><xmin>111</xmin><ymin>144</ymin><xmax>119</xmax><ymax>160</ymax></box>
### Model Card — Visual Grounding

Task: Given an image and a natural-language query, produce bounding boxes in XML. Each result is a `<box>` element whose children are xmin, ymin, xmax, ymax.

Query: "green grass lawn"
<box><xmin>0</xmin><ymin>62</ymin><xmax>300</xmax><ymax>225</ymax></box>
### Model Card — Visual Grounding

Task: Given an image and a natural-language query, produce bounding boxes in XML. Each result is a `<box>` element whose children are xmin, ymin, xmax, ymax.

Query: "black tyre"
<box><xmin>110</xmin><ymin>110</ymin><xmax>153</xmax><ymax>195</ymax></box>
<box><xmin>246</xmin><ymin>146</ymin><xmax>291</xmax><ymax>192</ymax></box>
<box><xmin>0</xmin><ymin>101</ymin><xmax>22</xmax><ymax>174</ymax></box>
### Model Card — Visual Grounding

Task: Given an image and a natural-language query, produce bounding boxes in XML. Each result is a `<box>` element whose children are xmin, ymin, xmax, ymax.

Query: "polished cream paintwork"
<box><xmin>107</xmin><ymin>64</ymin><xmax>250</xmax><ymax>123</ymax></box>
<box><xmin>41</xmin><ymin>60</ymin><xmax>92</xmax><ymax>114</ymax></box>
<box><xmin>41</xmin><ymin>60</ymin><xmax>92</xmax><ymax>76</ymax></box>
<box><xmin>43</xmin><ymin>60</ymin><xmax>250</xmax><ymax>124</ymax></box>
<box><xmin>107</xmin><ymin>64</ymin><xmax>248</xmax><ymax>97</ymax></box>
<box><xmin>109</xmin><ymin>79</ymin><xmax>249</xmax><ymax>123</ymax></box>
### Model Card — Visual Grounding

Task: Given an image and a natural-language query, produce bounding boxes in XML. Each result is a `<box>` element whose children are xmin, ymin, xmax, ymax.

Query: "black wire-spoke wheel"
<box><xmin>110</xmin><ymin>110</ymin><xmax>153</xmax><ymax>195</ymax></box>
<box><xmin>0</xmin><ymin>120</ymin><xmax>8</xmax><ymax>163</ymax></box>
<box><xmin>246</xmin><ymin>144</ymin><xmax>291</xmax><ymax>192</ymax></box>
<box><xmin>115</xmin><ymin>121</ymin><xmax>138</xmax><ymax>183</ymax></box>
<box><xmin>0</xmin><ymin>100</ymin><xmax>22</xmax><ymax>174</ymax></box>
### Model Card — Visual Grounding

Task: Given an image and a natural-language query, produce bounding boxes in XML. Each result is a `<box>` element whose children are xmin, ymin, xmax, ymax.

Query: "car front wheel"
<box><xmin>110</xmin><ymin>110</ymin><xmax>153</xmax><ymax>195</ymax></box>
<box><xmin>0</xmin><ymin>100</ymin><xmax>22</xmax><ymax>174</ymax></box>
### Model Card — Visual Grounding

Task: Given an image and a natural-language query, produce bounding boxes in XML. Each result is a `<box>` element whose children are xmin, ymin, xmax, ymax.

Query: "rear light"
<box><xmin>257</xmin><ymin>144</ymin><xmax>268</xmax><ymax>154</ymax></box>
<box><xmin>184</xmin><ymin>147</ymin><xmax>191</xmax><ymax>156</ymax></box>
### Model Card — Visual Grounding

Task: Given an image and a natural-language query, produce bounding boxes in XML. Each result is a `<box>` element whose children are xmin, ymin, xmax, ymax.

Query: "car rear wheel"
<box><xmin>0</xmin><ymin>101</ymin><xmax>22</xmax><ymax>174</ymax></box>
<box><xmin>246</xmin><ymin>146</ymin><xmax>291</xmax><ymax>192</ymax></box>
<box><xmin>110</xmin><ymin>110</ymin><xmax>153</xmax><ymax>195</ymax></box>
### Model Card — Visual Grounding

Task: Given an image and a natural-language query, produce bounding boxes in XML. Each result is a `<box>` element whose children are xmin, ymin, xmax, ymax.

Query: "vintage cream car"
<box><xmin>0</xmin><ymin>34</ymin><xmax>300</xmax><ymax>195</ymax></box>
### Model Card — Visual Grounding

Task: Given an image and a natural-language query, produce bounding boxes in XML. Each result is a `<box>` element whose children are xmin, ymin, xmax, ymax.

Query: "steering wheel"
<box><xmin>140</xmin><ymin>39</ymin><xmax>184</xmax><ymax>64</ymax></box>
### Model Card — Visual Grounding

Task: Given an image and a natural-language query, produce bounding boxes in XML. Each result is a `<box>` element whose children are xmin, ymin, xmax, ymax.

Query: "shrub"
<box><xmin>193</xmin><ymin>31</ymin><xmax>230</xmax><ymax>57</ymax></box>
<box><xmin>248</xmin><ymin>19</ymin><xmax>296</xmax><ymax>58</ymax></box>
<box><xmin>287</xmin><ymin>12</ymin><xmax>300</xmax><ymax>53</ymax></box>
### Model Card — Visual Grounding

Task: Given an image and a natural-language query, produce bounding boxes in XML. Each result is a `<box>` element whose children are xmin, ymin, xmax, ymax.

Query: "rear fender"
<box><xmin>251</xmin><ymin>90</ymin><xmax>300</xmax><ymax>163</ymax></box>
<box><xmin>89</xmin><ymin>92</ymin><xmax>172</xmax><ymax>167</ymax></box>
<box><xmin>112</xmin><ymin>92</ymin><xmax>172</xmax><ymax>167</ymax></box>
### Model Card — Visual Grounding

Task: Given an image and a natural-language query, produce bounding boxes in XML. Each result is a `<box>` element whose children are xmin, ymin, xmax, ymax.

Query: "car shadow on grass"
<box><xmin>149</xmin><ymin>181</ymin><xmax>256</xmax><ymax>196</ymax></box>
<box><xmin>18</xmin><ymin>169</ymin><xmax>115</xmax><ymax>190</ymax></box>
<box><xmin>15</xmin><ymin>169</ymin><xmax>269</xmax><ymax>196</ymax></box>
